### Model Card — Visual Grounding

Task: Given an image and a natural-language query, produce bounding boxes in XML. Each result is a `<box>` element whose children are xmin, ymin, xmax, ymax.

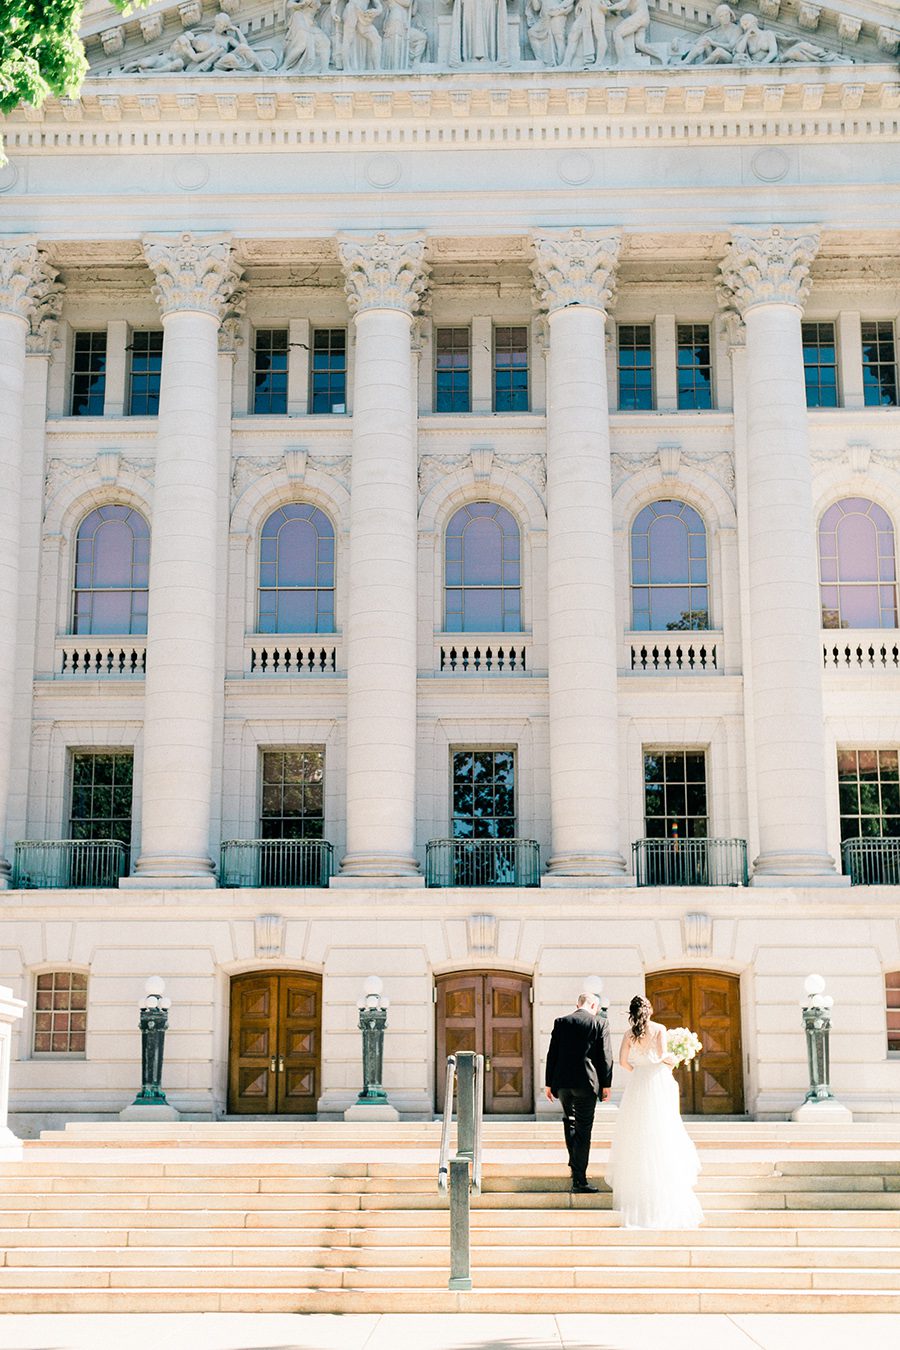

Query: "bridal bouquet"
<box><xmin>666</xmin><ymin>1027</ymin><xmax>703</xmax><ymax>1066</ymax></box>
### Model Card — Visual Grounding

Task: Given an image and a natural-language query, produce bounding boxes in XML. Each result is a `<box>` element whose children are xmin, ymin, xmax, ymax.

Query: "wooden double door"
<box><xmin>646</xmin><ymin>970</ymin><xmax>744</xmax><ymax>1116</ymax></box>
<box><xmin>435</xmin><ymin>971</ymin><xmax>533</xmax><ymax>1115</ymax></box>
<box><xmin>228</xmin><ymin>971</ymin><xmax>322</xmax><ymax>1115</ymax></box>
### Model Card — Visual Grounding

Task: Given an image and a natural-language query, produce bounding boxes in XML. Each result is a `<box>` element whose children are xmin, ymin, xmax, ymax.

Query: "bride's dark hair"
<box><xmin>628</xmin><ymin>995</ymin><xmax>652</xmax><ymax>1040</ymax></box>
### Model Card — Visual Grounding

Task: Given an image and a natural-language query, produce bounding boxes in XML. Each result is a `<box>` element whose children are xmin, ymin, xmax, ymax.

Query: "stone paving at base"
<box><xmin>2</xmin><ymin>1313</ymin><xmax>900</xmax><ymax>1350</ymax></box>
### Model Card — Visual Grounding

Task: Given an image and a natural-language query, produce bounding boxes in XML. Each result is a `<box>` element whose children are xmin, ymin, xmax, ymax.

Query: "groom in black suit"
<box><xmin>544</xmin><ymin>991</ymin><xmax>613</xmax><ymax>1193</ymax></box>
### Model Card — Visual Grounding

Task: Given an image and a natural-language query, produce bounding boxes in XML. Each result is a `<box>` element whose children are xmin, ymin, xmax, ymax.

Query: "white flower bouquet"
<box><xmin>666</xmin><ymin>1026</ymin><xmax>703</xmax><ymax>1066</ymax></box>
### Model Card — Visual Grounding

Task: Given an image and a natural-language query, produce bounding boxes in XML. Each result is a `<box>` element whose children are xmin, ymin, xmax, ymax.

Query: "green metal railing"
<box><xmin>633</xmin><ymin>837</ymin><xmax>748</xmax><ymax>887</ymax></box>
<box><xmin>13</xmin><ymin>839</ymin><xmax>127</xmax><ymax>889</ymax></box>
<box><xmin>426</xmin><ymin>838</ymin><xmax>540</xmax><ymax>888</ymax></box>
<box><xmin>842</xmin><ymin>837</ymin><xmax>900</xmax><ymax>886</ymax></box>
<box><xmin>219</xmin><ymin>838</ymin><xmax>334</xmax><ymax>888</ymax></box>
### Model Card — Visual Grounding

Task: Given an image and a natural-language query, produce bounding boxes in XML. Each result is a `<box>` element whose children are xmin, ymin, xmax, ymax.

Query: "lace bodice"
<box><xmin>624</xmin><ymin>1022</ymin><xmax>669</xmax><ymax>1069</ymax></box>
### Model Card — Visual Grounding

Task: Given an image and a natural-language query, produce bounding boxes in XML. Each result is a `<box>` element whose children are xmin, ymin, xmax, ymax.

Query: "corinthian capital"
<box><xmin>0</xmin><ymin>241</ymin><xmax>63</xmax><ymax>349</ymax></box>
<box><xmin>142</xmin><ymin>233</ymin><xmax>244</xmax><ymax>321</ymax></box>
<box><xmin>718</xmin><ymin>227</ymin><xmax>820</xmax><ymax>314</ymax></box>
<box><xmin>531</xmin><ymin>229</ymin><xmax>621</xmax><ymax>316</ymax></box>
<box><xmin>339</xmin><ymin>233</ymin><xmax>429</xmax><ymax>316</ymax></box>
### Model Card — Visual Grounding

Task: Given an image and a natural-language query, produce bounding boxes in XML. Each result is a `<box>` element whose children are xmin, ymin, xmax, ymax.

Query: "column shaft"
<box><xmin>545</xmin><ymin>305</ymin><xmax>626</xmax><ymax>880</ymax></box>
<box><xmin>0</xmin><ymin>312</ymin><xmax>29</xmax><ymax>884</ymax></box>
<box><xmin>339</xmin><ymin>307</ymin><xmax>420</xmax><ymax>879</ymax></box>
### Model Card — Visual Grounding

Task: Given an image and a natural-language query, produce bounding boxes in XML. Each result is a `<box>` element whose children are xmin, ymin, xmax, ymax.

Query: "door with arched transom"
<box><xmin>228</xmin><ymin>971</ymin><xmax>322</xmax><ymax>1115</ymax></box>
<box><xmin>645</xmin><ymin>970</ymin><xmax>744</xmax><ymax>1115</ymax></box>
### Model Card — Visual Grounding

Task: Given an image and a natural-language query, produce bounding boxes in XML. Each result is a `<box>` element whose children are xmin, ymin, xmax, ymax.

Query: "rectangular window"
<box><xmin>493</xmin><ymin>326</ymin><xmax>529</xmax><ymax>412</ymax></box>
<box><xmin>70</xmin><ymin>331</ymin><xmax>107</xmax><ymax>416</ymax></box>
<box><xmin>435</xmin><ymin>327</ymin><xmax>471</xmax><ymax>412</ymax></box>
<box><xmin>676</xmin><ymin>324</ymin><xmax>713</xmax><ymax>410</ymax></box>
<box><xmin>452</xmin><ymin>749</ymin><xmax>516</xmax><ymax>839</ymax></box>
<box><xmin>310</xmin><ymin>328</ymin><xmax>347</xmax><ymax>413</ymax></box>
<box><xmin>862</xmin><ymin>321</ymin><xmax>898</xmax><ymax>407</ymax></box>
<box><xmin>802</xmin><ymin>322</ymin><xmax>839</xmax><ymax>408</ymax></box>
<box><xmin>253</xmin><ymin>328</ymin><xmax>289</xmax><ymax>415</ymax></box>
<box><xmin>33</xmin><ymin>971</ymin><xmax>87</xmax><ymax>1055</ymax></box>
<box><xmin>617</xmin><ymin>324</ymin><xmax>654</xmax><ymax>411</ymax></box>
<box><xmin>128</xmin><ymin>330</ymin><xmax>163</xmax><ymax>416</ymax></box>
<box><xmin>70</xmin><ymin>752</ymin><xmax>133</xmax><ymax>846</ymax></box>
<box><xmin>643</xmin><ymin>750</ymin><xmax>708</xmax><ymax>840</ymax></box>
<box><xmin>837</xmin><ymin>749</ymin><xmax>900</xmax><ymax>841</ymax></box>
<box><xmin>886</xmin><ymin>972</ymin><xmax>900</xmax><ymax>1054</ymax></box>
<box><xmin>260</xmin><ymin>749</ymin><xmax>325</xmax><ymax>840</ymax></box>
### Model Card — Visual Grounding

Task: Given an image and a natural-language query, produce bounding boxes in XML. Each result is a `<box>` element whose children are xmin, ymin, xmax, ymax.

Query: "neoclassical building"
<box><xmin>0</xmin><ymin>0</ymin><xmax>899</xmax><ymax>1132</ymax></box>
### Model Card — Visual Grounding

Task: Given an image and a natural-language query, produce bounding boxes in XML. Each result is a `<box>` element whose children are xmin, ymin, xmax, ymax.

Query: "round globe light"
<box><xmin>585</xmin><ymin>975</ymin><xmax>604</xmax><ymax>997</ymax></box>
<box><xmin>145</xmin><ymin>976</ymin><xmax>166</xmax><ymax>997</ymax></box>
<box><xmin>820</xmin><ymin>994</ymin><xmax>834</xmax><ymax>1009</ymax></box>
<box><xmin>804</xmin><ymin>974</ymin><xmax>826</xmax><ymax>997</ymax></box>
<box><xmin>363</xmin><ymin>976</ymin><xmax>384</xmax><ymax>998</ymax></box>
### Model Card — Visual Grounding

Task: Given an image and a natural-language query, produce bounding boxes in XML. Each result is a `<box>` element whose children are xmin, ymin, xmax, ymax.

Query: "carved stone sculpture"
<box><xmin>333</xmin><ymin>0</ymin><xmax>384</xmax><ymax>70</ymax></box>
<box><xmin>531</xmin><ymin>228</ymin><xmax>621</xmax><ymax>314</ymax></box>
<box><xmin>718</xmin><ymin>227</ymin><xmax>820</xmax><ymax>314</ymax></box>
<box><xmin>679</xmin><ymin>3</ymin><xmax>742</xmax><ymax>64</ymax></box>
<box><xmin>142</xmin><ymin>233</ymin><xmax>244</xmax><ymax>320</ymax></box>
<box><xmin>282</xmin><ymin>0</ymin><xmax>332</xmax><ymax>71</ymax></box>
<box><xmin>611</xmin><ymin>0</ymin><xmax>663</xmax><ymax>67</ymax></box>
<box><xmin>445</xmin><ymin>0</ymin><xmax>512</xmax><ymax>67</ymax></box>
<box><xmin>526</xmin><ymin>0</ymin><xmax>574</xmax><ymax>68</ymax></box>
<box><xmin>124</xmin><ymin>12</ymin><xmax>266</xmax><ymax>72</ymax></box>
<box><xmin>339</xmin><ymin>232</ymin><xmax>430</xmax><ymax>314</ymax></box>
<box><xmin>382</xmin><ymin>0</ymin><xmax>428</xmax><ymax>67</ymax></box>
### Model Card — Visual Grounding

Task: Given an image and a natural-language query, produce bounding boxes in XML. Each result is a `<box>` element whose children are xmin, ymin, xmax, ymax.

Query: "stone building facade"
<box><xmin>1</xmin><ymin>0</ymin><xmax>899</xmax><ymax>1132</ymax></box>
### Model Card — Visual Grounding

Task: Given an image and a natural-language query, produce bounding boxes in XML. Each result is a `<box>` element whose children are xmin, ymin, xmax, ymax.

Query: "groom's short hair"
<box><xmin>577</xmin><ymin>992</ymin><xmax>599</xmax><ymax>1010</ymax></box>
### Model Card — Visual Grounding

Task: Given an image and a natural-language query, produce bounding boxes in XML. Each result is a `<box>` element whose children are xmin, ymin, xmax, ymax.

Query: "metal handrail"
<box><xmin>437</xmin><ymin>1054</ymin><xmax>456</xmax><ymax>1193</ymax></box>
<box><xmin>472</xmin><ymin>1052</ymin><xmax>484</xmax><ymax>1196</ymax></box>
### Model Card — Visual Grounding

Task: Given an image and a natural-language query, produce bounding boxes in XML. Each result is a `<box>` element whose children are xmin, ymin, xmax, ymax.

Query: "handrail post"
<box><xmin>456</xmin><ymin>1050</ymin><xmax>475</xmax><ymax>1161</ymax></box>
<box><xmin>448</xmin><ymin>1156</ymin><xmax>472</xmax><ymax>1290</ymax></box>
<box><xmin>442</xmin><ymin>1049</ymin><xmax>484</xmax><ymax>1290</ymax></box>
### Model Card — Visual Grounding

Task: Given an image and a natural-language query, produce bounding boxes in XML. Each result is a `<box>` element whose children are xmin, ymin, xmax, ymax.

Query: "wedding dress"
<box><xmin>604</xmin><ymin>1024</ymin><xmax>703</xmax><ymax>1229</ymax></box>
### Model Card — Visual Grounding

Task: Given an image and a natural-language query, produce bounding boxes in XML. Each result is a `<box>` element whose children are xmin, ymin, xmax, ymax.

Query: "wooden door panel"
<box><xmin>435</xmin><ymin>974</ymin><xmax>483</xmax><ymax>1113</ymax></box>
<box><xmin>228</xmin><ymin>971</ymin><xmax>322</xmax><ymax>1116</ymax></box>
<box><xmin>646</xmin><ymin>970</ymin><xmax>744</xmax><ymax>1116</ymax></box>
<box><xmin>277</xmin><ymin>973</ymin><xmax>322</xmax><ymax>1115</ymax></box>
<box><xmin>228</xmin><ymin>973</ymin><xmax>278</xmax><ymax>1115</ymax></box>
<box><xmin>485</xmin><ymin>973</ymin><xmax>532</xmax><ymax>1115</ymax></box>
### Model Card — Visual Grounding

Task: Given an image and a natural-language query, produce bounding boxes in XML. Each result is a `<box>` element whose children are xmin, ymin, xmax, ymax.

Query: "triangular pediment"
<box><xmin>79</xmin><ymin>0</ymin><xmax>900</xmax><ymax>79</ymax></box>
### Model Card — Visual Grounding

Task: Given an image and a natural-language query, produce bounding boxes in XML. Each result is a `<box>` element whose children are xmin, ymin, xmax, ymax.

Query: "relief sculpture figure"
<box><xmin>611</xmin><ymin>0</ymin><xmax>664</xmax><ymax>67</ymax></box>
<box><xmin>382</xmin><ymin>0</ymin><xmax>428</xmax><ymax>68</ymax></box>
<box><xmin>679</xmin><ymin>3</ymin><xmax>742</xmax><ymax>64</ymax></box>
<box><xmin>124</xmin><ymin>13</ymin><xmax>266</xmax><ymax>72</ymax></box>
<box><xmin>560</xmin><ymin>0</ymin><xmax>611</xmax><ymax>70</ymax></box>
<box><xmin>526</xmin><ymin>0</ymin><xmax>574</xmax><ymax>67</ymax></box>
<box><xmin>446</xmin><ymin>0</ymin><xmax>512</xmax><ymax>67</ymax></box>
<box><xmin>332</xmin><ymin>0</ymin><xmax>384</xmax><ymax>70</ymax></box>
<box><xmin>282</xmin><ymin>0</ymin><xmax>333</xmax><ymax>71</ymax></box>
<box><xmin>734</xmin><ymin>14</ymin><xmax>852</xmax><ymax>64</ymax></box>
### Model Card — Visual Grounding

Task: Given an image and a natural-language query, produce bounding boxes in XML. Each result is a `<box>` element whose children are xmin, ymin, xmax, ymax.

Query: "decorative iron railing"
<box><xmin>426</xmin><ymin>838</ymin><xmax>540</xmax><ymax>888</ymax></box>
<box><xmin>842</xmin><ymin>837</ymin><xmax>900</xmax><ymax>886</ymax></box>
<box><xmin>12</xmin><ymin>839</ymin><xmax>127</xmax><ymax>889</ymax></box>
<box><xmin>219</xmin><ymin>838</ymin><xmax>335</xmax><ymax>888</ymax></box>
<box><xmin>632</xmin><ymin>837</ymin><xmax>748</xmax><ymax>887</ymax></box>
<box><xmin>56</xmin><ymin>639</ymin><xmax>146</xmax><ymax>677</ymax></box>
<box><xmin>628</xmin><ymin>634</ymin><xmax>721</xmax><ymax>674</ymax></box>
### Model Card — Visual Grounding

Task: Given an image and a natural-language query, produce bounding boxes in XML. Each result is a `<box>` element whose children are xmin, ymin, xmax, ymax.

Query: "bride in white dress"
<box><xmin>605</xmin><ymin>995</ymin><xmax>703</xmax><ymax>1229</ymax></box>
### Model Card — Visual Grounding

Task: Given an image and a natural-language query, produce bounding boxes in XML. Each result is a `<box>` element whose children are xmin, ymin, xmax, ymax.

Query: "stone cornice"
<box><xmin>0</xmin><ymin>242</ymin><xmax>63</xmax><ymax>349</ymax></box>
<box><xmin>339</xmin><ymin>233</ymin><xmax>429</xmax><ymax>316</ymax></box>
<box><xmin>718</xmin><ymin>226</ymin><xmax>820</xmax><ymax>312</ymax></box>
<box><xmin>531</xmin><ymin>230</ymin><xmax>621</xmax><ymax>317</ymax></box>
<box><xmin>143</xmin><ymin>232</ymin><xmax>244</xmax><ymax>319</ymax></box>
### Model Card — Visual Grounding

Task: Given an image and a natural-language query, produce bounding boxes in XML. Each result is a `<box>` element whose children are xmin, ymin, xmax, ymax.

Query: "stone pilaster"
<box><xmin>333</xmin><ymin>234</ymin><xmax>429</xmax><ymax>885</ymax></box>
<box><xmin>0</xmin><ymin>243</ymin><xmax>61</xmax><ymax>887</ymax></box>
<box><xmin>719</xmin><ymin>227</ymin><xmax>843</xmax><ymax>885</ymax></box>
<box><xmin>532</xmin><ymin>229</ymin><xmax>629</xmax><ymax>883</ymax></box>
<box><xmin>123</xmin><ymin>234</ymin><xmax>243</xmax><ymax>888</ymax></box>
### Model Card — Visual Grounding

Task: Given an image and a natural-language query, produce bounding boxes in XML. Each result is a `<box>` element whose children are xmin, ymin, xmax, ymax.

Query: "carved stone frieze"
<box><xmin>417</xmin><ymin>449</ymin><xmax>547</xmax><ymax>499</ymax></box>
<box><xmin>810</xmin><ymin>442</ymin><xmax>896</xmax><ymax>475</ymax></box>
<box><xmin>531</xmin><ymin>229</ymin><xmax>621</xmax><ymax>316</ymax></box>
<box><xmin>611</xmin><ymin>448</ymin><xmax>735</xmax><ymax>497</ymax></box>
<box><xmin>231</xmin><ymin>451</ymin><xmax>352</xmax><ymax>503</ymax></box>
<box><xmin>96</xmin><ymin>0</ymin><xmax>869</xmax><ymax>76</ymax></box>
<box><xmin>339</xmin><ymin>232</ymin><xmax>429</xmax><ymax>315</ymax></box>
<box><xmin>44</xmin><ymin>454</ymin><xmax>155</xmax><ymax>504</ymax></box>
<box><xmin>143</xmin><ymin>232</ymin><xmax>244</xmax><ymax>321</ymax></box>
<box><xmin>0</xmin><ymin>243</ymin><xmax>63</xmax><ymax>353</ymax></box>
<box><xmin>718</xmin><ymin>227</ymin><xmax>820</xmax><ymax>314</ymax></box>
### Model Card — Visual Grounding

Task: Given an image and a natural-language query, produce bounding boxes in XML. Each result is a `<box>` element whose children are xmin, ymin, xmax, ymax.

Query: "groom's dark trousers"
<box><xmin>545</xmin><ymin>1007</ymin><xmax>613</xmax><ymax>1186</ymax></box>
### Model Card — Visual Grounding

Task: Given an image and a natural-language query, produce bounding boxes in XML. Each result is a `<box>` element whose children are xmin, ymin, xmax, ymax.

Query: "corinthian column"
<box><xmin>719</xmin><ymin>227</ymin><xmax>842</xmax><ymax>885</ymax></box>
<box><xmin>532</xmin><ymin>229</ymin><xmax>629</xmax><ymax>884</ymax></box>
<box><xmin>0</xmin><ymin>243</ymin><xmax>60</xmax><ymax>887</ymax></box>
<box><xmin>333</xmin><ymin>234</ymin><xmax>429</xmax><ymax>885</ymax></box>
<box><xmin>123</xmin><ymin>234</ymin><xmax>243</xmax><ymax>889</ymax></box>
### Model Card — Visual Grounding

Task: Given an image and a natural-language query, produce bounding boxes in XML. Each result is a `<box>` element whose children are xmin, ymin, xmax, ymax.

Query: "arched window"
<box><xmin>72</xmin><ymin>505</ymin><xmax>149</xmax><ymax>635</ymax></box>
<box><xmin>819</xmin><ymin>498</ymin><xmax>898</xmax><ymax>630</ymax></box>
<box><xmin>258</xmin><ymin>503</ymin><xmax>335</xmax><ymax>634</ymax></box>
<box><xmin>444</xmin><ymin>502</ymin><xmax>521</xmax><ymax>632</ymax></box>
<box><xmin>631</xmin><ymin>500</ymin><xmax>709</xmax><ymax>632</ymax></box>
